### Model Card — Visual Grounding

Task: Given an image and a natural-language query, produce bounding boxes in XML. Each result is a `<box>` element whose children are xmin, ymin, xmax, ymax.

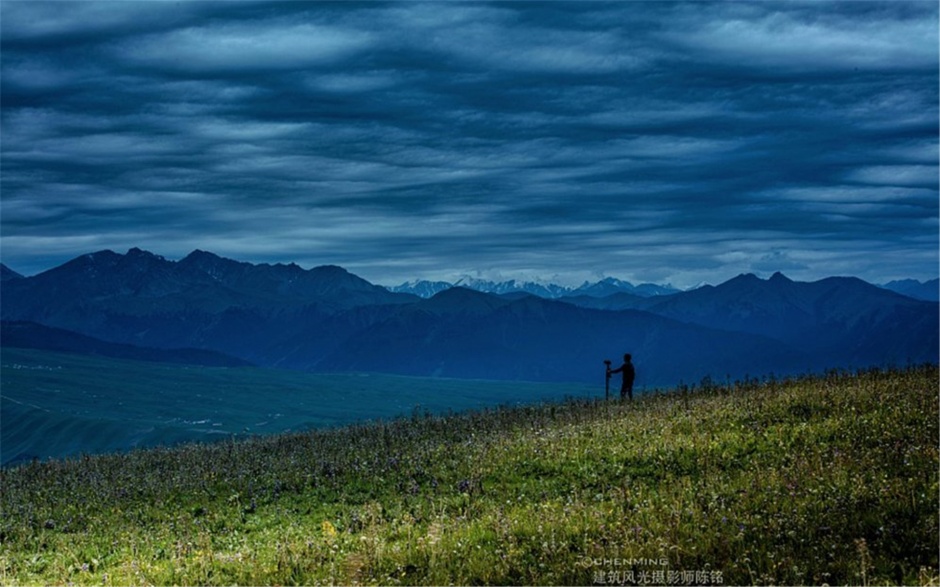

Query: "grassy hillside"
<box><xmin>1</xmin><ymin>365</ymin><xmax>937</xmax><ymax>585</ymax></box>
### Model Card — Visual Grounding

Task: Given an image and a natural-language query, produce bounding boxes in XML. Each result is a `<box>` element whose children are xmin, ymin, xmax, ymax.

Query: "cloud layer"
<box><xmin>2</xmin><ymin>1</ymin><xmax>937</xmax><ymax>288</ymax></box>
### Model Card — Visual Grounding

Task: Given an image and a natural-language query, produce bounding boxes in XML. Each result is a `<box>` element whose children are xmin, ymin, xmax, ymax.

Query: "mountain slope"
<box><xmin>644</xmin><ymin>272</ymin><xmax>939</xmax><ymax>366</ymax></box>
<box><xmin>5</xmin><ymin>248</ymin><xmax>412</xmax><ymax>316</ymax></box>
<box><xmin>0</xmin><ymin>248</ymin><xmax>417</xmax><ymax>362</ymax></box>
<box><xmin>570</xmin><ymin>277</ymin><xmax>678</xmax><ymax>297</ymax></box>
<box><xmin>0</xmin><ymin>264</ymin><xmax>24</xmax><ymax>282</ymax></box>
<box><xmin>2</xmin><ymin>250</ymin><xmax>935</xmax><ymax>385</ymax></box>
<box><xmin>0</xmin><ymin>321</ymin><xmax>251</xmax><ymax>367</ymax></box>
<box><xmin>881</xmin><ymin>278</ymin><xmax>939</xmax><ymax>302</ymax></box>
<box><xmin>556</xmin><ymin>291</ymin><xmax>659</xmax><ymax>312</ymax></box>
<box><xmin>317</xmin><ymin>291</ymin><xmax>814</xmax><ymax>384</ymax></box>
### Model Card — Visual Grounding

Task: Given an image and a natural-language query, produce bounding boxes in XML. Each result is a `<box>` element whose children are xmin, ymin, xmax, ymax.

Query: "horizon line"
<box><xmin>2</xmin><ymin>246</ymin><xmax>938</xmax><ymax>291</ymax></box>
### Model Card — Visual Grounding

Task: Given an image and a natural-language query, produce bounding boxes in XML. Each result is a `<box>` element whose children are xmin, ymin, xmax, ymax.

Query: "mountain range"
<box><xmin>881</xmin><ymin>278</ymin><xmax>939</xmax><ymax>302</ymax></box>
<box><xmin>1</xmin><ymin>248</ymin><xmax>937</xmax><ymax>386</ymax></box>
<box><xmin>388</xmin><ymin>275</ymin><xmax>938</xmax><ymax>302</ymax></box>
<box><xmin>388</xmin><ymin>276</ymin><xmax>679</xmax><ymax>299</ymax></box>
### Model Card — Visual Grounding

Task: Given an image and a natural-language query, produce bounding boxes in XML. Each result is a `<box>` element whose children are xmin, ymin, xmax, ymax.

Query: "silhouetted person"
<box><xmin>608</xmin><ymin>353</ymin><xmax>635</xmax><ymax>401</ymax></box>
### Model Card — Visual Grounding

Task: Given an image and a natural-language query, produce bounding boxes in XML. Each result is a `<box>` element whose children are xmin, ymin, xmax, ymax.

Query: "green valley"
<box><xmin>1</xmin><ymin>348</ymin><xmax>595</xmax><ymax>465</ymax></box>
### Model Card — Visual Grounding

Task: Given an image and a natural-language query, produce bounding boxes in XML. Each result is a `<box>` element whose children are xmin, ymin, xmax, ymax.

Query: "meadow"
<box><xmin>1</xmin><ymin>364</ymin><xmax>937</xmax><ymax>585</ymax></box>
<box><xmin>0</xmin><ymin>347</ymin><xmax>595</xmax><ymax>465</ymax></box>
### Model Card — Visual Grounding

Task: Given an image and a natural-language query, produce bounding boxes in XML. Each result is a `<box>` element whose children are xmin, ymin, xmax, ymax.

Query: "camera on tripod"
<box><xmin>603</xmin><ymin>360</ymin><xmax>612</xmax><ymax>399</ymax></box>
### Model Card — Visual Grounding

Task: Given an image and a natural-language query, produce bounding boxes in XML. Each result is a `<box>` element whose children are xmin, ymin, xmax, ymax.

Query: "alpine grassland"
<box><xmin>1</xmin><ymin>365</ymin><xmax>937</xmax><ymax>586</ymax></box>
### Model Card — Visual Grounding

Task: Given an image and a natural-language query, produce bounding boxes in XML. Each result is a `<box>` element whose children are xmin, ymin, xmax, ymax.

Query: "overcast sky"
<box><xmin>2</xmin><ymin>1</ymin><xmax>937</xmax><ymax>288</ymax></box>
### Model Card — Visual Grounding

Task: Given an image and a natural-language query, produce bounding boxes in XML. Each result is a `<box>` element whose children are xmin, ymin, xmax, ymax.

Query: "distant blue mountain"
<box><xmin>1</xmin><ymin>248</ymin><xmax>416</xmax><ymax>365</ymax></box>
<box><xmin>639</xmin><ymin>272</ymin><xmax>937</xmax><ymax>368</ymax></box>
<box><xmin>571</xmin><ymin>277</ymin><xmax>678</xmax><ymax>298</ymax></box>
<box><xmin>1</xmin><ymin>321</ymin><xmax>250</xmax><ymax>367</ymax></box>
<box><xmin>880</xmin><ymin>278</ymin><xmax>939</xmax><ymax>302</ymax></box>
<box><xmin>2</xmin><ymin>249</ymin><xmax>936</xmax><ymax>384</ymax></box>
<box><xmin>316</xmin><ymin>287</ymin><xmax>812</xmax><ymax>384</ymax></box>
<box><xmin>556</xmin><ymin>291</ymin><xmax>653</xmax><ymax>312</ymax></box>
<box><xmin>0</xmin><ymin>264</ymin><xmax>23</xmax><ymax>282</ymax></box>
<box><xmin>386</xmin><ymin>279</ymin><xmax>455</xmax><ymax>298</ymax></box>
<box><xmin>387</xmin><ymin>275</ymin><xmax>679</xmax><ymax>299</ymax></box>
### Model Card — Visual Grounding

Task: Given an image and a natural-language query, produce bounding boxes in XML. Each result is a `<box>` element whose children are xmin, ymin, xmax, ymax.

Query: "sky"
<box><xmin>1</xmin><ymin>1</ymin><xmax>937</xmax><ymax>289</ymax></box>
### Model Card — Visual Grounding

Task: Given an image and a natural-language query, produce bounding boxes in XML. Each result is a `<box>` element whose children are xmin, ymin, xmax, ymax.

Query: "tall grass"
<box><xmin>1</xmin><ymin>365</ymin><xmax>937</xmax><ymax>585</ymax></box>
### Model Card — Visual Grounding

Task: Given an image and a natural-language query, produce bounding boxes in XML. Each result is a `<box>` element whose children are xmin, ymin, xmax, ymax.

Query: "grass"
<box><xmin>1</xmin><ymin>347</ymin><xmax>596</xmax><ymax>465</ymax></box>
<box><xmin>1</xmin><ymin>364</ymin><xmax>937</xmax><ymax>585</ymax></box>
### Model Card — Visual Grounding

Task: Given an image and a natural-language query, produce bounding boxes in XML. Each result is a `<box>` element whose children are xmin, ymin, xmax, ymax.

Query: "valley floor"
<box><xmin>1</xmin><ymin>365</ymin><xmax>937</xmax><ymax>585</ymax></box>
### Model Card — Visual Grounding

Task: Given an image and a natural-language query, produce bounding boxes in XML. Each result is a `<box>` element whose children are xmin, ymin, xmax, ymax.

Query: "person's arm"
<box><xmin>609</xmin><ymin>364</ymin><xmax>623</xmax><ymax>374</ymax></box>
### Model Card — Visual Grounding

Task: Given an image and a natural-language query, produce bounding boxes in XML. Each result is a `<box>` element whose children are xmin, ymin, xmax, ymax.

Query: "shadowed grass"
<box><xmin>1</xmin><ymin>365</ymin><xmax>937</xmax><ymax>585</ymax></box>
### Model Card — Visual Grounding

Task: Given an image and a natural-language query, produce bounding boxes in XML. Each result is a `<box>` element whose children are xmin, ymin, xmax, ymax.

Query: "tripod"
<box><xmin>604</xmin><ymin>360</ymin><xmax>612</xmax><ymax>401</ymax></box>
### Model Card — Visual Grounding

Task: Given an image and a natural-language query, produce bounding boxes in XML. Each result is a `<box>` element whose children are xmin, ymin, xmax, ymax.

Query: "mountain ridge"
<box><xmin>0</xmin><ymin>320</ymin><xmax>251</xmax><ymax>368</ymax></box>
<box><xmin>388</xmin><ymin>275</ymin><xmax>680</xmax><ymax>299</ymax></box>
<box><xmin>0</xmin><ymin>264</ymin><xmax>24</xmax><ymax>282</ymax></box>
<box><xmin>316</xmin><ymin>291</ymin><xmax>816</xmax><ymax>383</ymax></box>
<box><xmin>2</xmin><ymin>248</ymin><xmax>936</xmax><ymax>385</ymax></box>
<box><xmin>880</xmin><ymin>278</ymin><xmax>939</xmax><ymax>302</ymax></box>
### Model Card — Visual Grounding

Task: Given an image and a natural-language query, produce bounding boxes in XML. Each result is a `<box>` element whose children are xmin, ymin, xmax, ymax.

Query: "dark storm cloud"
<box><xmin>1</xmin><ymin>1</ymin><xmax>936</xmax><ymax>288</ymax></box>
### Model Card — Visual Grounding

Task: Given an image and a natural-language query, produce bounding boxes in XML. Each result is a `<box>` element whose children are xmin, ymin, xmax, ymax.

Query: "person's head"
<box><xmin>624</xmin><ymin>353</ymin><xmax>632</xmax><ymax>362</ymax></box>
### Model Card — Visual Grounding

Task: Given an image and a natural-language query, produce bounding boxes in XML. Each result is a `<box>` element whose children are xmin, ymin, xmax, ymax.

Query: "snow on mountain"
<box><xmin>387</xmin><ymin>276</ymin><xmax>678</xmax><ymax>299</ymax></box>
<box><xmin>386</xmin><ymin>280</ymin><xmax>454</xmax><ymax>298</ymax></box>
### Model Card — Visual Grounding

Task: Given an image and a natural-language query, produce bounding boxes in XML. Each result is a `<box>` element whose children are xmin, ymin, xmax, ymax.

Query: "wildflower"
<box><xmin>322</xmin><ymin>520</ymin><xmax>338</xmax><ymax>539</ymax></box>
